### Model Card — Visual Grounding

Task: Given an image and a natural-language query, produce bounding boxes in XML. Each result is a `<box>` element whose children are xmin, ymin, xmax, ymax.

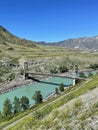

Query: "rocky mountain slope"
<box><xmin>52</xmin><ymin>36</ymin><xmax>98</xmax><ymax>50</ymax></box>
<box><xmin>38</xmin><ymin>36</ymin><xmax>98</xmax><ymax>50</ymax></box>
<box><xmin>1</xmin><ymin>25</ymin><xmax>98</xmax><ymax>50</ymax></box>
<box><xmin>0</xmin><ymin>26</ymin><xmax>37</xmax><ymax>48</ymax></box>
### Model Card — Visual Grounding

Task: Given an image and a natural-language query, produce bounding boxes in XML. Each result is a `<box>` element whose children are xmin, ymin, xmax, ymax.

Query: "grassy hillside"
<box><xmin>0</xmin><ymin>26</ymin><xmax>98</xmax><ymax>71</ymax></box>
<box><xmin>1</xmin><ymin>74</ymin><xmax>98</xmax><ymax>130</ymax></box>
<box><xmin>0</xmin><ymin>43</ymin><xmax>98</xmax><ymax>86</ymax></box>
<box><xmin>0</xmin><ymin>26</ymin><xmax>37</xmax><ymax>48</ymax></box>
<box><xmin>45</xmin><ymin>36</ymin><xmax>98</xmax><ymax>50</ymax></box>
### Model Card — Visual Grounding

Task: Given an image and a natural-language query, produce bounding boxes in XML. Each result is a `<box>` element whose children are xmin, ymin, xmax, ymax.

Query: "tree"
<box><xmin>3</xmin><ymin>98</ymin><xmax>12</xmax><ymax>118</ymax></box>
<box><xmin>7</xmin><ymin>73</ymin><xmax>15</xmax><ymax>81</ymax></box>
<box><xmin>79</xmin><ymin>72</ymin><xmax>87</xmax><ymax>78</ymax></box>
<box><xmin>13</xmin><ymin>96</ymin><xmax>21</xmax><ymax>114</ymax></box>
<box><xmin>0</xmin><ymin>111</ymin><xmax>3</xmax><ymax>120</ymax></box>
<box><xmin>59</xmin><ymin>83</ymin><xmax>64</xmax><ymax>92</ymax></box>
<box><xmin>55</xmin><ymin>87</ymin><xmax>59</xmax><ymax>95</ymax></box>
<box><xmin>59</xmin><ymin>65</ymin><xmax>68</xmax><ymax>73</ymax></box>
<box><xmin>88</xmin><ymin>72</ymin><xmax>93</xmax><ymax>77</ymax></box>
<box><xmin>21</xmin><ymin>96</ymin><xmax>29</xmax><ymax>110</ymax></box>
<box><xmin>33</xmin><ymin>91</ymin><xmax>43</xmax><ymax>104</ymax></box>
<box><xmin>89</xmin><ymin>63</ymin><xmax>98</xmax><ymax>70</ymax></box>
<box><xmin>50</xmin><ymin>67</ymin><xmax>58</xmax><ymax>74</ymax></box>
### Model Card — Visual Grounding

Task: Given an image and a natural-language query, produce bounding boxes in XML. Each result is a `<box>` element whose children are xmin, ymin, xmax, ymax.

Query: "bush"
<box><xmin>59</xmin><ymin>65</ymin><xmax>68</xmax><ymax>73</ymax></box>
<box><xmin>0</xmin><ymin>78</ymin><xmax>3</xmax><ymax>82</ymax></box>
<box><xmin>79</xmin><ymin>72</ymin><xmax>87</xmax><ymax>78</ymax></box>
<box><xmin>7</xmin><ymin>47</ymin><xmax>14</xmax><ymax>50</ymax></box>
<box><xmin>50</xmin><ymin>67</ymin><xmax>58</xmax><ymax>74</ymax></box>
<box><xmin>55</xmin><ymin>88</ymin><xmax>59</xmax><ymax>95</ymax></box>
<box><xmin>59</xmin><ymin>83</ymin><xmax>64</xmax><ymax>92</ymax></box>
<box><xmin>89</xmin><ymin>63</ymin><xmax>98</xmax><ymax>70</ymax></box>
<box><xmin>7</xmin><ymin>73</ymin><xmax>15</xmax><ymax>81</ymax></box>
<box><xmin>88</xmin><ymin>72</ymin><xmax>93</xmax><ymax>77</ymax></box>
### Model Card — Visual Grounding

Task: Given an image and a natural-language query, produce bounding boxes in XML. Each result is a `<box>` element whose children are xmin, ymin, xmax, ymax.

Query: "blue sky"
<box><xmin>0</xmin><ymin>0</ymin><xmax>98</xmax><ymax>42</ymax></box>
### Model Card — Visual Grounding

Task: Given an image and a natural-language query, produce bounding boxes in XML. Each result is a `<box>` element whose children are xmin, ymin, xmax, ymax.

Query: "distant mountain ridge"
<box><xmin>43</xmin><ymin>36</ymin><xmax>98</xmax><ymax>50</ymax></box>
<box><xmin>1</xmin><ymin>26</ymin><xmax>98</xmax><ymax>50</ymax></box>
<box><xmin>0</xmin><ymin>26</ymin><xmax>37</xmax><ymax>48</ymax></box>
<box><xmin>49</xmin><ymin>36</ymin><xmax>98</xmax><ymax>50</ymax></box>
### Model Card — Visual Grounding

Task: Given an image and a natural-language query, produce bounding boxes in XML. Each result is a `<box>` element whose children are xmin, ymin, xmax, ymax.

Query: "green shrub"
<box><xmin>59</xmin><ymin>83</ymin><xmax>64</xmax><ymax>92</ymax></box>
<box><xmin>59</xmin><ymin>65</ymin><xmax>68</xmax><ymax>73</ymax></box>
<box><xmin>7</xmin><ymin>73</ymin><xmax>15</xmax><ymax>81</ymax></box>
<box><xmin>50</xmin><ymin>67</ymin><xmax>58</xmax><ymax>74</ymax></box>
<box><xmin>93</xmin><ymin>101</ymin><xmax>98</xmax><ymax>108</ymax></box>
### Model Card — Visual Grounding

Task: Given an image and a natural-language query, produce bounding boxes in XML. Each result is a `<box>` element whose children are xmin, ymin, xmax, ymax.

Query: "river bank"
<box><xmin>0</xmin><ymin>69</ymin><xmax>96</xmax><ymax>95</ymax></box>
<box><xmin>0</xmin><ymin>71</ymin><xmax>68</xmax><ymax>94</ymax></box>
<box><xmin>0</xmin><ymin>76</ymin><xmax>55</xmax><ymax>94</ymax></box>
<box><xmin>0</xmin><ymin>78</ymin><xmax>34</xmax><ymax>94</ymax></box>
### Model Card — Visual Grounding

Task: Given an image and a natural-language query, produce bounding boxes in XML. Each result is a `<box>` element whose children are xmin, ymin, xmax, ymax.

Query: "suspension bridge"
<box><xmin>23</xmin><ymin>62</ymin><xmax>86</xmax><ymax>86</ymax></box>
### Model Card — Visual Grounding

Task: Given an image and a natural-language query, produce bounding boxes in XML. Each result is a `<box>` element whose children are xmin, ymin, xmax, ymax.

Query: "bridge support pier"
<box><xmin>73</xmin><ymin>79</ymin><xmax>76</xmax><ymax>86</ymax></box>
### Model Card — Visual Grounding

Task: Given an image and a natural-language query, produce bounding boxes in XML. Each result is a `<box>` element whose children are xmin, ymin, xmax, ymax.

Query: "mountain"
<box><xmin>53</xmin><ymin>36</ymin><xmax>98</xmax><ymax>50</ymax></box>
<box><xmin>1</xmin><ymin>25</ymin><xmax>98</xmax><ymax>50</ymax></box>
<box><xmin>38</xmin><ymin>36</ymin><xmax>98</xmax><ymax>50</ymax></box>
<box><xmin>0</xmin><ymin>26</ymin><xmax>37</xmax><ymax>48</ymax></box>
<box><xmin>51</xmin><ymin>36</ymin><xmax>98</xmax><ymax>50</ymax></box>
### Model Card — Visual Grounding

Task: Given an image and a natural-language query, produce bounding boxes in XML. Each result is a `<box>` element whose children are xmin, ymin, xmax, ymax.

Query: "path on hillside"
<box><xmin>2</xmin><ymin>79</ymin><xmax>92</xmax><ymax>130</ymax></box>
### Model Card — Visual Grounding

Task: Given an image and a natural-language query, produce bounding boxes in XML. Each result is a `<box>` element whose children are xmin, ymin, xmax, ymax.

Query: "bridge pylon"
<box><xmin>74</xmin><ymin>64</ymin><xmax>78</xmax><ymax>76</ymax></box>
<box><xmin>23</xmin><ymin>62</ymin><xmax>28</xmax><ymax>80</ymax></box>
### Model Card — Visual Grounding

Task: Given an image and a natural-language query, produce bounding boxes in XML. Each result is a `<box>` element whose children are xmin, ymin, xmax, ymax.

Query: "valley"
<box><xmin>0</xmin><ymin>26</ymin><xmax>98</xmax><ymax>130</ymax></box>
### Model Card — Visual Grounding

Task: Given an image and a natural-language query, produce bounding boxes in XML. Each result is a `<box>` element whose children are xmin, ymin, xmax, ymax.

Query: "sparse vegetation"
<box><xmin>50</xmin><ymin>67</ymin><xmax>58</xmax><ymax>74</ymax></box>
<box><xmin>89</xmin><ymin>63</ymin><xmax>98</xmax><ymax>70</ymax></box>
<box><xmin>7</xmin><ymin>73</ymin><xmax>15</xmax><ymax>81</ymax></box>
<box><xmin>79</xmin><ymin>72</ymin><xmax>87</xmax><ymax>78</ymax></box>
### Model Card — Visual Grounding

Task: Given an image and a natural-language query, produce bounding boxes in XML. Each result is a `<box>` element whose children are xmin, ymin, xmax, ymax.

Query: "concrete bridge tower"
<box><xmin>23</xmin><ymin>62</ymin><xmax>28</xmax><ymax>80</ymax></box>
<box><xmin>72</xmin><ymin>64</ymin><xmax>79</xmax><ymax>86</ymax></box>
<box><xmin>74</xmin><ymin>64</ymin><xmax>78</xmax><ymax>76</ymax></box>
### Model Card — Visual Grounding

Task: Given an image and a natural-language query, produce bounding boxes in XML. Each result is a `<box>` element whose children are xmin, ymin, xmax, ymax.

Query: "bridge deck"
<box><xmin>26</xmin><ymin>72</ymin><xmax>86</xmax><ymax>80</ymax></box>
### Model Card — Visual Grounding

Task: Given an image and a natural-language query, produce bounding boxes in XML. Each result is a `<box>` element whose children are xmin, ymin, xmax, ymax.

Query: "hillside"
<box><xmin>0</xmin><ymin>26</ymin><xmax>98</xmax><ymax>90</ymax></box>
<box><xmin>1</xmin><ymin>74</ymin><xmax>98</xmax><ymax>130</ymax></box>
<box><xmin>0</xmin><ymin>26</ymin><xmax>37</xmax><ymax>48</ymax></box>
<box><xmin>1</xmin><ymin>25</ymin><xmax>98</xmax><ymax>50</ymax></box>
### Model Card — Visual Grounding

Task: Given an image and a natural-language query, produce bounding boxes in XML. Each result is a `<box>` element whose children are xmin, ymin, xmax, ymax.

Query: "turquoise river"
<box><xmin>0</xmin><ymin>77</ymin><xmax>73</xmax><ymax>111</ymax></box>
<box><xmin>0</xmin><ymin>70</ymin><xmax>97</xmax><ymax>111</ymax></box>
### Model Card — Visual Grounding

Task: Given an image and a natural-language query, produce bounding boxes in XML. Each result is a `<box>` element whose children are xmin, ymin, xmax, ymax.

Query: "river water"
<box><xmin>0</xmin><ymin>77</ymin><xmax>73</xmax><ymax>111</ymax></box>
<box><xmin>0</xmin><ymin>70</ymin><xmax>97</xmax><ymax>111</ymax></box>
